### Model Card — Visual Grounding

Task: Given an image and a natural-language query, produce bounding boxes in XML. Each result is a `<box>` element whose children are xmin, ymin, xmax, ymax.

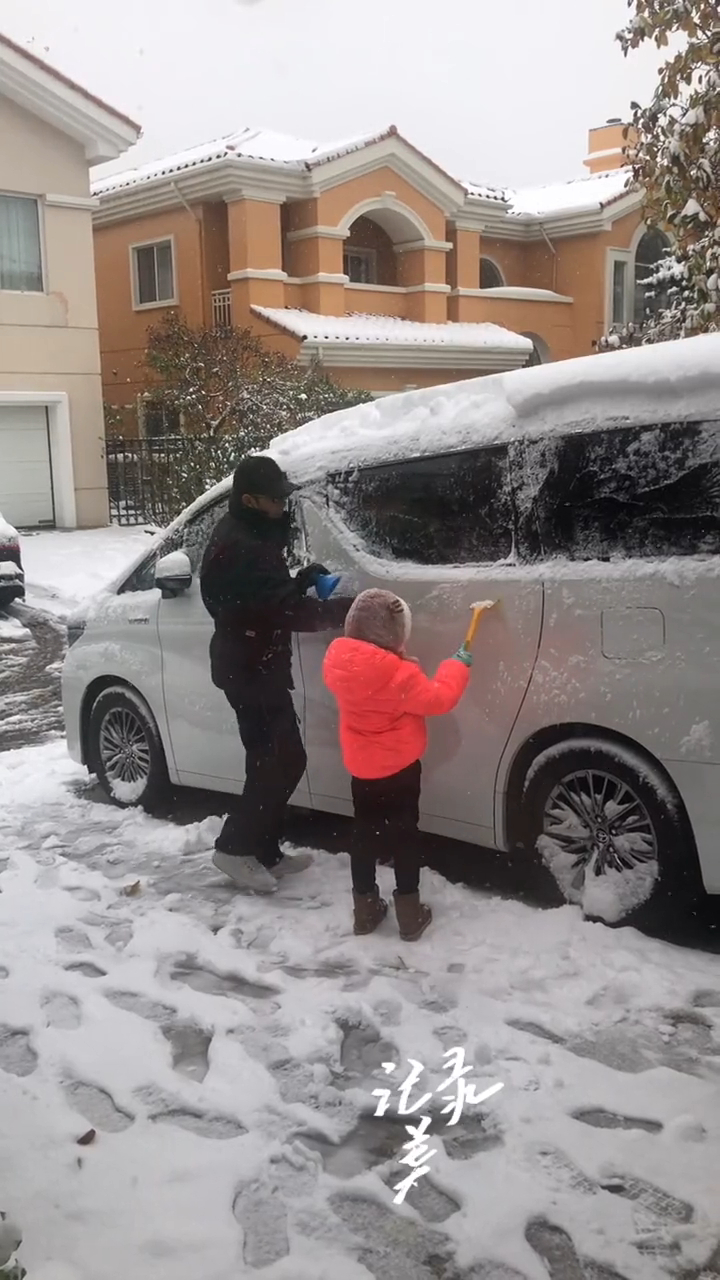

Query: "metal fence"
<box><xmin>106</xmin><ymin>433</ymin><xmax>248</xmax><ymax>526</ymax></box>
<box><xmin>106</xmin><ymin>436</ymin><xmax>186</xmax><ymax>526</ymax></box>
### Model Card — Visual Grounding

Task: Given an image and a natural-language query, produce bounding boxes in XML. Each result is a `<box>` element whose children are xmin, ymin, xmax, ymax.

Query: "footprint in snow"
<box><xmin>63</xmin><ymin>961</ymin><xmax>106</xmax><ymax>979</ymax></box>
<box><xmin>55</xmin><ymin>926</ymin><xmax>93</xmax><ymax>954</ymax></box>
<box><xmin>136</xmin><ymin>1086</ymin><xmax>245</xmax><ymax>1139</ymax></box>
<box><xmin>104</xmin><ymin>991</ymin><xmax>212</xmax><ymax>1083</ymax></box>
<box><xmin>573</xmin><ymin>1108</ymin><xmax>662</xmax><ymax>1134</ymax></box>
<box><xmin>526</xmin><ymin>1219</ymin><xmax>632</xmax><ymax>1280</ymax></box>
<box><xmin>63</xmin><ymin>1080</ymin><xmax>134</xmax><ymax>1132</ymax></box>
<box><xmin>42</xmin><ymin>991</ymin><xmax>82</xmax><ymax>1030</ymax></box>
<box><xmin>535</xmin><ymin>1146</ymin><xmax>694</xmax><ymax>1224</ymax></box>
<box><xmin>64</xmin><ymin>886</ymin><xmax>101</xmax><ymax>903</ymax></box>
<box><xmin>233</xmin><ymin>1144</ymin><xmax>321</xmax><ymax>1270</ymax></box>
<box><xmin>167</xmin><ymin>954</ymin><xmax>279</xmax><ymax>1002</ymax></box>
<box><xmin>335</xmin><ymin>1017</ymin><xmax>398</xmax><ymax>1090</ymax></box>
<box><xmin>105</xmin><ymin>990</ymin><xmax>176</xmax><ymax>1023</ymax></box>
<box><xmin>329</xmin><ymin>1191</ymin><xmax>524</xmax><ymax>1279</ymax></box>
<box><xmin>162</xmin><ymin>1023</ymin><xmax>212</xmax><ymax>1083</ymax></box>
<box><xmin>0</xmin><ymin>1025</ymin><xmax>38</xmax><ymax>1077</ymax></box>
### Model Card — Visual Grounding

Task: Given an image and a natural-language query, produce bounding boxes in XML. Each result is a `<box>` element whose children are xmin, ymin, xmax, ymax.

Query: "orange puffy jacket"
<box><xmin>322</xmin><ymin>637</ymin><xmax>470</xmax><ymax>781</ymax></box>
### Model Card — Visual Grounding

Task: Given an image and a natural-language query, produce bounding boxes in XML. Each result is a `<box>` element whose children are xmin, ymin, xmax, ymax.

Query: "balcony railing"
<box><xmin>211</xmin><ymin>289</ymin><xmax>232</xmax><ymax>329</ymax></box>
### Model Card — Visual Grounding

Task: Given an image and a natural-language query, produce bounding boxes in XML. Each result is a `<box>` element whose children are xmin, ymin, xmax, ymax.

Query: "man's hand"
<box><xmin>296</xmin><ymin>562</ymin><xmax>330</xmax><ymax>594</ymax></box>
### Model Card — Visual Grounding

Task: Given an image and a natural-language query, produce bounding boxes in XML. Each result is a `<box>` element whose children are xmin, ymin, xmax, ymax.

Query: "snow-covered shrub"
<box><xmin>602</xmin><ymin>0</ymin><xmax>720</xmax><ymax>347</ymax></box>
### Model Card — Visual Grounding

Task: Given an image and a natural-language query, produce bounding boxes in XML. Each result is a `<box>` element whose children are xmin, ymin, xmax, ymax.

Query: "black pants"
<box><xmin>216</xmin><ymin>689</ymin><xmax>307</xmax><ymax>868</ymax></box>
<box><xmin>350</xmin><ymin>761</ymin><xmax>422</xmax><ymax>896</ymax></box>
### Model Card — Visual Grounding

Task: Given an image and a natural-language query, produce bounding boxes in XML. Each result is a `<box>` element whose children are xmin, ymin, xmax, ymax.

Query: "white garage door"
<box><xmin>0</xmin><ymin>404</ymin><xmax>55</xmax><ymax>528</ymax></box>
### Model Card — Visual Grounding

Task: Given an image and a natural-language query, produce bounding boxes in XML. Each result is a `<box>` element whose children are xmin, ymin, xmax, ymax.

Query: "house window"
<box><xmin>612</xmin><ymin>258</ymin><xmax>628</xmax><ymax>326</ymax></box>
<box><xmin>132</xmin><ymin>239</ymin><xmax>175</xmax><ymax>307</ymax></box>
<box><xmin>344</xmin><ymin>248</ymin><xmax>377</xmax><ymax>285</ymax></box>
<box><xmin>142</xmin><ymin>398</ymin><xmax>181</xmax><ymax>438</ymax></box>
<box><xmin>0</xmin><ymin>194</ymin><xmax>43</xmax><ymax>292</ymax></box>
<box><xmin>479</xmin><ymin>257</ymin><xmax>504</xmax><ymax>290</ymax></box>
<box><xmin>634</xmin><ymin>228</ymin><xmax>671</xmax><ymax>323</ymax></box>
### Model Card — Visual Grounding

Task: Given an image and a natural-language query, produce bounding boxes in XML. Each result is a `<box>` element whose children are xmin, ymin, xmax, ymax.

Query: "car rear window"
<box><xmin>520</xmin><ymin>419</ymin><xmax>720</xmax><ymax>561</ymax></box>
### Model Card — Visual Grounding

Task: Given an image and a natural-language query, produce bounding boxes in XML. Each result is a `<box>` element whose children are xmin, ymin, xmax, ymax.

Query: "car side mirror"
<box><xmin>155</xmin><ymin>550</ymin><xmax>192</xmax><ymax>598</ymax></box>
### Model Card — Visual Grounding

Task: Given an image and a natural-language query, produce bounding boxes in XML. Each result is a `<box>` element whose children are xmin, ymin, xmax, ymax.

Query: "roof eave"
<box><xmin>295</xmin><ymin>339</ymin><xmax>532</xmax><ymax>371</ymax></box>
<box><xmin>0</xmin><ymin>37</ymin><xmax>140</xmax><ymax>162</ymax></box>
<box><xmin>92</xmin><ymin>155</ymin><xmax>310</xmax><ymax>224</ymax></box>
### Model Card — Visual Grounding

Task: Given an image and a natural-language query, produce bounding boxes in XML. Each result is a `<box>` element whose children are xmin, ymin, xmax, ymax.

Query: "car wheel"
<box><xmin>520</xmin><ymin>737</ymin><xmax>702</xmax><ymax>926</ymax></box>
<box><xmin>87</xmin><ymin>686</ymin><xmax>170</xmax><ymax>811</ymax></box>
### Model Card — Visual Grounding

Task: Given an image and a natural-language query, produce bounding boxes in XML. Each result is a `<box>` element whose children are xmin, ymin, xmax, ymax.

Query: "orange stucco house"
<box><xmin>92</xmin><ymin>119</ymin><xmax>668</xmax><ymax>426</ymax></box>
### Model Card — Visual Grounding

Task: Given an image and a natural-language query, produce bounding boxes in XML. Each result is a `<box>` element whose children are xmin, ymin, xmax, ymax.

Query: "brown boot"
<box><xmin>353</xmin><ymin>889</ymin><xmax>388</xmax><ymax>936</ymax></box>
<box><xmin>393</xmin><ymin>891</ymin><xmax>432</xmax><ymax>941</ymax></box>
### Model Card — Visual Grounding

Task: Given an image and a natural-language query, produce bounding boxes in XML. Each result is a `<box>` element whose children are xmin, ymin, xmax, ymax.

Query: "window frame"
<box><xmin>129</xmin><ymin>235</ymin><xmax>177</xmax><ymax>310</ymax></box>
<box><xmin>328</xmin><ymin>445</ymin><xmax>517</xmax><ymax>568</ymax></box>
<box><xmin>605</xmin><ymin>247</ymin><xmax>633</xmax><ymax>329</ymax></box>
<box><xmin>343</xmin><ymin>246</ymin><xmax>377</xmax><ymax>285</ymax></box>
<box><xmin>0</xmin><ymin>191</ymin><xmax>45</xmax><ymax>294</ymax></box>
<box><xmin>479</xmin><ymin>256</ymin><xmax>504</xmax><ymax>290</ymax></box>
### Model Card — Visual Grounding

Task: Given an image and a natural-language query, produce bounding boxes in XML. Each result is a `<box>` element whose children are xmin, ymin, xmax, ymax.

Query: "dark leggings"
<box><xmin>350</xmin><ymin>761</ymin><xmax>422</xmax><ymax>896</ymax></box>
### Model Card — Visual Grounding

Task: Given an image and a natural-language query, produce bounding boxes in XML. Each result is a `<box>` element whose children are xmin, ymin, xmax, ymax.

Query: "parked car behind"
<box><xmin>61</xmin><ymin>333</ymin><xmax>720</xmax><ymax>926</ymax></box>
<box><xmin>0</xmin><ymin>512</ymin><xmax>24</xmax><ymax>610</ymax></box>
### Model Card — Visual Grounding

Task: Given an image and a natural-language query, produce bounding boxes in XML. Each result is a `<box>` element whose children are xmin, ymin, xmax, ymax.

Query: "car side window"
<box><xmin>119</xmin><ymin>496</ymin><xmax>230</xmax><ymax>593</ymax></box>
<box><xmin>329</xmin><ymin>447</ymin><xmax>514</xmax><ymax>565</ymax></box>
<box><xmin>522</xmin><ymin>419</ymin><xmax>720</xmax><ymax>561</ymax></box>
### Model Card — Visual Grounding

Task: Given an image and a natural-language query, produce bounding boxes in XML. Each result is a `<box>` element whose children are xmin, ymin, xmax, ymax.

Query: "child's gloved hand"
<box><xmin>453</xmin><ymin>646</ymin><xmax>473</xmax><ymax>668</ymax></box>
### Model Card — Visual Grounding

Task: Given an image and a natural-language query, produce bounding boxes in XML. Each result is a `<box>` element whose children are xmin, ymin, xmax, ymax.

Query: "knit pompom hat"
<box><xmin>344</xmin><ymin>588</ymin><xmax>412</xmax><ymax>655</ymax></box>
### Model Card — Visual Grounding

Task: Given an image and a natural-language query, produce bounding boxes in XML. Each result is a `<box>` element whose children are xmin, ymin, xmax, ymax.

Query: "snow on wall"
<box><xmin>253</xmin><ymin>307</ymin><xmax>532</xmax><ymax>350</ymax></box>
<box><xmin>269</xmin><ymin>332</ymin><xmax>720</xmax><ymax>483</ymax></box>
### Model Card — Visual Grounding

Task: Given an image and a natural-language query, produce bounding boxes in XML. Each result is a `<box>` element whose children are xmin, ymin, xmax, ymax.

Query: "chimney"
<box><xmin>583</xmin><ymin>119</ymin><xmax>635</xmax><ymax>173</ymax></box>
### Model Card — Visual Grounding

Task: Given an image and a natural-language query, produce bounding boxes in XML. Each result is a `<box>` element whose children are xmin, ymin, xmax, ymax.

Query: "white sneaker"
<box><xmin>212</xmin><ymin>850</ymin><xmax>278</xmax><ymax>894</ymax></box>
<box><xmin>270</xmin><ymin>851</ymin><xmax>314</xmax><ymax>878</ymax></box>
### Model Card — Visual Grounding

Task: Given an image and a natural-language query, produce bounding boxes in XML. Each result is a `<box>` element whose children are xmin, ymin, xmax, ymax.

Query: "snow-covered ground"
<box><xmin>1</xmin><ymin>527</ymin><xmax>720</xmax><ymax>1279</ymax></box>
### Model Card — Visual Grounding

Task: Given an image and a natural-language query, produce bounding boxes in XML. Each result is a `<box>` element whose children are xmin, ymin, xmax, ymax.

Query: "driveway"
<box><xmin>1</xmin><ymin>534</ymin><xmax>719</xmax><ymax>1279</ymax></box>
<box><xmin>0</xmin><ymin>603</ymin><xmax>66</xmax><ymax>750</ymax></box>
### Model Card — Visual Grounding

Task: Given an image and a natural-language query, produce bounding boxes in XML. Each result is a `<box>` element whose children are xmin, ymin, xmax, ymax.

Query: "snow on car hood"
<box><xmin>269</xmin><ymin>332</ymin><xmax>720</xmax><ymax>483</ymax></box>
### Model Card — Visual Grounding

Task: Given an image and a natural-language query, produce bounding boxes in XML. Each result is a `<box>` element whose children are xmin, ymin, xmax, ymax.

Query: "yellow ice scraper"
<box><xmin>462</xmin><ymin>599</ymin><xmax>498</xmax><ymax>653</ymax></box>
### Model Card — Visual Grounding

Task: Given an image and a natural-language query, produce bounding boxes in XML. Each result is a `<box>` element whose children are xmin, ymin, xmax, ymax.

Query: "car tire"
<box><xmin>520</xmin><ymin>737</ymin><xmax>703</xmax><ymax>927</ymax></box>
<box><xmin>87</xmin><ymin>685</ymin><xmax>170</xmax><ymax>811</ymax></box>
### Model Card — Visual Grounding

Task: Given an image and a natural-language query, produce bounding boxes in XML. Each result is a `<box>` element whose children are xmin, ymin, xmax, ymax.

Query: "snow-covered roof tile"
<box><xmin>92</xmin><ymin>125</ymin><xmax>395</xmax><ymax>195</ymax></box>
<box><xmin>463</xmin><ymin>180</ymin><xmax>509</xmax><ymax>205</ymax></box>
<box><xmin>508</xmin><ymin>167</ymin><xmax>634</xmax><ymax>219</ymax></box>
<box><xmin>253</xmin><ymin>307</ymin><xmax>532</xmax><ymax>351</ymax></box>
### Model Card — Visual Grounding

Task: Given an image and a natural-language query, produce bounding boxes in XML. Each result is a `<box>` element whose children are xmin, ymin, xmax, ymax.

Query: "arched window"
<box><xmin>479</xmin><ymin>257</ymin><xmax>504</xmax><ymax>290</ymax></box>
<box><xmin>521</xmin><ymin>332</ymin><xmax>551</xmax><ymax>365</ymax></box>
<box><xmin>634</xmin><ymin>228</ymin><xmax>671</xmax><ymax>323</ymax></box>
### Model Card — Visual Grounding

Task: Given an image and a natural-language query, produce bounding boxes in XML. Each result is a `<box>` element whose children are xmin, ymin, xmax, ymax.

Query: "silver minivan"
<box><xmin>62</xmin><ymin>333</ymin><xmax>720</xmax><ymax>926</ymax></box>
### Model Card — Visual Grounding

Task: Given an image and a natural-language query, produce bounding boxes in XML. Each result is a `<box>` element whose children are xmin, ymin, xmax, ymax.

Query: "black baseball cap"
<box><xmin>232</xmin><ymin>455</ymin><xmax>297</xmax><ymax>500</ymax></box>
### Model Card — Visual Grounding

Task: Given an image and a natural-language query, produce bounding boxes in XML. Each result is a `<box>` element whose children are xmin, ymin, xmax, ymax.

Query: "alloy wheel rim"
<box><xmin>99</xmin><ymin>707</ymin><xmax>151</xmax><ymax>787</ymax></box>
<box><xmin>543</xmin><ymin>769</ymin><xmax>658</xmax><ymax>892</ymax></box>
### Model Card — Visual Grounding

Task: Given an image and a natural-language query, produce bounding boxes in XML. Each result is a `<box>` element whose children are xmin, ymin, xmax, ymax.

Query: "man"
<box><xmin>200</xmin><ymin>454</ymin><xmax>352</xmax><ymax>894</ymax></box>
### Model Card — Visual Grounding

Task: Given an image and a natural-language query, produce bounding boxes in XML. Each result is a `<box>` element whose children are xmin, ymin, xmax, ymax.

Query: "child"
<box><xmin>322</xmin><ymin>588</ymin><xmax>472</xmax><ymax>941</ymax></box>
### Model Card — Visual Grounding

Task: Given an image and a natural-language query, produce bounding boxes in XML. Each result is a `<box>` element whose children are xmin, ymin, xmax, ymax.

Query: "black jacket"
<box><xmin>200</xmin><ymin>503</ymin><xmax>350</xmax><ymax>701</ymax></box>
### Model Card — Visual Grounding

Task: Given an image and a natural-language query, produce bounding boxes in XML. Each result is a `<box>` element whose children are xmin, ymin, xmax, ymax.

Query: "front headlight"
<box><xmin>67</xmin><ymin>621</ymin><xmax>86</xmax><ymax>648</ymax></box>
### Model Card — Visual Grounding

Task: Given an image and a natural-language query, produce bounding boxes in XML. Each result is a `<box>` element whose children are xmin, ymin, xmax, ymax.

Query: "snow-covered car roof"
<box><xmin>0</xmin><ymin>513</ymin><xmax>19</xmax><ymax>544</ymax></box>
<box><xmin>269</xmin><ymin>333</ymin><xmax>720</xmax><ymax>484</ymax></box>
